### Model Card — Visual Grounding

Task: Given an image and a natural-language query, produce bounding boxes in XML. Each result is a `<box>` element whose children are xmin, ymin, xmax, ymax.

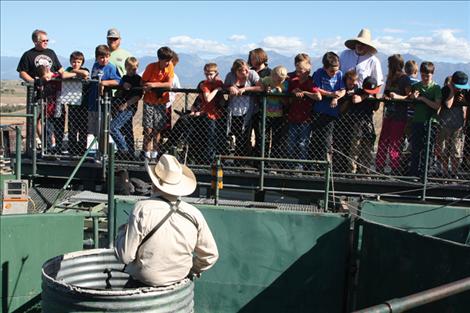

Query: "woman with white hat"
<box><xmin>115</xmin><ymin>154</ymin><xmax>219</xmax><ymax>287</ymax></box>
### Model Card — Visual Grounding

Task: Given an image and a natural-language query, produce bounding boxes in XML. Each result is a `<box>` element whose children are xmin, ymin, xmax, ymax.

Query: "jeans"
<box><xmin>110</xmin><ymin>110</ymin><xmax>133</xmax><ymax>152</ymax></box>
<box><xmin>288</xmin><ymin>123</ymin><xmax>312</xmax><ymax>162</ymax></box>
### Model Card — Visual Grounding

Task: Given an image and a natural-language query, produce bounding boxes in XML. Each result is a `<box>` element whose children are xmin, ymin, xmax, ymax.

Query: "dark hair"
<box><xmin>386</xmin><ymin>54</ymin><xmax>405</xmax><ymax>82</ymax></box>
<box><xmin>70</xmin><ymin>51</ymin><xmax>85</xmax><ymax>64</ymax></box>
<box><xmin>404</xmin><ymin>60</ymin><xmax>418</xmax><ymax>76</ymax></box>
<box><xmin>157</xmin><ymin>46</ymin><xmax>174</xmax><ymax>61</ymax></box>
<box><xmin>32</xmin><ymin>29</ymin><xmax>46</xmax><ymax>42</ymax></box>
<box><xmin>420</xmin><ymin>61</ymin><xmax>435</xmax><ymax>74</ymax></box>
<box><xmin>231</xmin><ymin>59</ymin><xmax>248</xmax><ymax>74</ymax></box>
<box><xmin>248</xmin><ymin>48</ymin><xmax>268</xmax><ymax>67</ymax></box>
<box><xmin>322</xmin><ymin>51</ymin><xmax>340</xmax><ymax>68</ymax></box>
<box><xmin>172</xmin><ymin>52</ymin><xmax>179</xmax><ymax>66</ymax></box>
<box><xmin>344</xmin><ymin>69</ymin><xmax>358</xmax><ymax>82</ymax></box>
<box><xmin>95</xmin><ymin>45</ymin><xmax>110</xmax><ymax>58</ymax></box>
<box><xmin>37</xmin><ymin>65</ymin><xmax>48</xmax><ymax>77</ymax></box>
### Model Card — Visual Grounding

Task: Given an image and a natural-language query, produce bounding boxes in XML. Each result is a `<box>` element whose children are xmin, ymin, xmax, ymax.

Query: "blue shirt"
<box><xmin>88</xmin><ymin>62</ymin><xmax>121</xmax><ymax>111</ymax></box>
<box><xmin>312</xmin><ymin>68</ymin><xmax>345</xmax><ymax>117</ymax></box>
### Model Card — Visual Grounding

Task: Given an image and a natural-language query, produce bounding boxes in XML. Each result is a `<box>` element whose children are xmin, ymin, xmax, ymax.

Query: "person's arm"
<box><xmin>417</xmin><ymin>95</ymin><xmax>441</xmax><ymax>110</ymax></box>
<box><xmin>190</xmin><ymin>214</ymin><xmax>219</xmax><ymax>275</ymax></box>
<box><xmin>203</xmin><ymin>86</ymin><xmax>223</xmax><ymax>103</ymax></box>
<box><xmin>115</xmin><ymin>204</ymin><xmax>145</xmax><ymax>264</ymax></box>
<box><xmin>19</xmin><ymin>71</ymin><xmax>34</xmax><ymax>83</ymax></box>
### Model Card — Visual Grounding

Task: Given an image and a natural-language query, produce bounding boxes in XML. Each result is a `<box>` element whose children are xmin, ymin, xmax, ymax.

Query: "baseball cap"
<box><xmin>106</xmin><ymin>28</ymin><xmax>121</xmax><ymax>39</ymax></box>
<box><xmin>362</xmin><ymin>76</ymin><xmax>381</xmax><ymax>94</ymax></box>
<box><xmin>451</xmin><ymin>71</ymin><xmax>470</xmax><ymax>90</ymax></box>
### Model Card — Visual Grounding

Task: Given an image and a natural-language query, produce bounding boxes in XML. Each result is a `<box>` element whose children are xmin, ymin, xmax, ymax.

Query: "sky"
<box><xmin>1</xmin><ymin>1</ymin><xmax>470</xmax><ymax>63</ymax></box>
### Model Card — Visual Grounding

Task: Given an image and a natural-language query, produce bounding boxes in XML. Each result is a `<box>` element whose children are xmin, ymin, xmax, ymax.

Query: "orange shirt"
<box><xmin>200</xmin><ymin>79</ymin><xmax>225</xmax><ymax>120</ymax></box>
<box><xmin>142</xmin><ymin>61</ymin><xmax>174</xmax><ymax>105</ymax></box>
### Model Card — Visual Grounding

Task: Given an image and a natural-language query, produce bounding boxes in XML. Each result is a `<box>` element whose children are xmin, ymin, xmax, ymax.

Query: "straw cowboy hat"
<box><xmin>345</xmin><ymin>28</ymin><xmax>378</xmax><ymax>54</ymax></box>
<box><xmin>145</xmin><ymin>154</ymin><xmax>197</xmax><ymax>196</ymax></box>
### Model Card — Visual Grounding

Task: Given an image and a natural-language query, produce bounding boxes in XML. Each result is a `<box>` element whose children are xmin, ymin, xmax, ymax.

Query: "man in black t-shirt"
<box><xmin>17</xmin><ymin>29</ymin><xmax>64</xmax><ymax>82</ymax></box>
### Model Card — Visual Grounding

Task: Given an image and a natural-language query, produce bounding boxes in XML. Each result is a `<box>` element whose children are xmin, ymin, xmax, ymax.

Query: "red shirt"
<box><xmin>199</xmin><ymin>79</ymin><xmax>224</xmax><ymax>120</ymax></box>
<box><xmin>287</xmin><ymin>75</ymin><xmax>318</xmax><ymax>123</ymax></box>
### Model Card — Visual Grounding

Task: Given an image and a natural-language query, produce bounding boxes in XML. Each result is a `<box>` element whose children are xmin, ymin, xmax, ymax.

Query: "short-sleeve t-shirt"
<box><xmin>142</xmin><ymin>61</ymin><xmax>174</xmax><ymax>105</ymax></box>
<box><xmin>110</xmin><ymin>48</ymin><xmax>132</xmax><ymax>77</ymax></box>
<box><xmin>199</xmin><ymin>79</ymin><xmax>225</xmax><ymax>120</ymax></box>
<box><xmin>412</xmin><ymin>81</ymin><xmax>442</xmax><ymax>123</ymax></box>
<box><xmin>383</xmin><ymin>74</ymin><xmax>410</xmax><ymax>121</ymax></box>
<box><xmin>260</xmin><ymin>76</ymin><xmax>288</xmax><ymax>118</ymax></box>
<box><xmin>224</xmin><ymin>70</ymin><xmax>260</xmax><ymax>116</ymax></box>
<box><xmin>287</xmin><ymin>75</ymin><xmax>318</xmax><ymax>123</ymax></box>
<box><xmin>17</xmin><ymin>48</ymin><xmax>62</xmax><ymax>79</ymax></box>
<box><xmin>312</xmin><ymin>68</ymin><xmax>345</xmax><ymax>118</ymax></box>
<box><xmin>88</xmin><ymin>62</ymin><xmax>121</xmax><ymax>111</ymax></box>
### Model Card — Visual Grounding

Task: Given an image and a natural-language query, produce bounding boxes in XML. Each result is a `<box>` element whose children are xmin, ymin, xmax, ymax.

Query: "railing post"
<box><xmin>107</xmin><ymin>142</ymin><xmax>115</xmax><ymax>248</ymax></box>
<box><xmin>421</xmin><ymin>120</ymin><xmax>432</xmax><ymax>201</ymax></box>
<box><xmin>15</xmin><ymin>126</ymin><xmax>21</xmax><ymax>179</ymax></box>
<box><xmin>324</xmin><ymin>161</ymin><xmax>331</xmax><ymax>211</ymax></box>
<box><xmin>32</xmin><ymin>102</ymin><xmax>38</xmax><ymax>177</ymax></box>
<box><xmin>214</xmin><ymin>156</ymin><xmax>221</xmax><ymax>206</ymax></box>
<box><xmin>25</xmin><ymin>84</ymin><xmax>35</xmax><ymax>158</ymax></box>
<box><xmin>259</xmin><ymin>96</ymin><xmax>267</xmax><ymax>191</ymax></box>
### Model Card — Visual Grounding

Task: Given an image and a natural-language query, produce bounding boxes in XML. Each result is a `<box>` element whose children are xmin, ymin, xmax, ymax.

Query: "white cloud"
<box><xmin>383</xmin><ymin>28</ymin><xmax>406</xmax><ymax>34</ymax></box>
<box><xmin>228</xmin><ymin>34</ymin><xmax>246</xmax><ymax>42</ymax></box>
<box><xmin>375</xmin><ymin>29</ymin><xmax>470</xmax><ymax>62</ymax></box>
<box><xmin>168</xmin><ymin>35</ymin><xmax>231</xmax><ymax>55</ymax></box>
<box><xmin>259</xmin><ymin>36</ymin><xmax>306</xmax><ymax>54</ymax></box>
<box><xmin>310</xmin><ymin>36</ymin><xmax>344</xmax><ymax>57</ymax></box>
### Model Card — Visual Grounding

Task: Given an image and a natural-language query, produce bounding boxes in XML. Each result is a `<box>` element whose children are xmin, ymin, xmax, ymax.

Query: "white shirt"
<box><xmin>167</xmin><ymin>73</ymin><xmax>181</xmax><ymax>108</ymax></box>
<box><xmin>340</xmin><ymin>49</ymin><xmax>384</xmax><ymax>87</ymax></box>
<box><xmin>115</xmin><ymin>195</ymin><xmax>219</xmax><ymax>286</ymax></box>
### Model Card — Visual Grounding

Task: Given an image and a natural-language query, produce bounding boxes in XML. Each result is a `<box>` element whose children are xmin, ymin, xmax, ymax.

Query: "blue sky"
<box><xmin>1</xmin><ymin>1</ymin><xmax>470</xmax><ymax>63</ymax></box>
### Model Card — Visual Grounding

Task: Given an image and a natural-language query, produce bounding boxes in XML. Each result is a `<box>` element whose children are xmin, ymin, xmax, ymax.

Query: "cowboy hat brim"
<box><xmin>145</xmin><ymin>160</ymin><xmax>197</xmax><ymax>196</ymax></box>
<box><xmin>345</xmin><ymin>39</ymin><xmax>378</xmax><ymax>54</ymax></box>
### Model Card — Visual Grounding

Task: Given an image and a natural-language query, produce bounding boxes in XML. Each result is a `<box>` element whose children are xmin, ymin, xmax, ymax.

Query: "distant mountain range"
<box><xmin>2</xmin><ymin>52</ymin><xmax>469</xmax><ymax>88</ymax></box>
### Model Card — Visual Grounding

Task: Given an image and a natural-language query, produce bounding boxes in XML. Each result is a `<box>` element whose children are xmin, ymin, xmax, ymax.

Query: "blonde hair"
<box><xmin>231</xmin><ymin>59</ymin><xmax>249</xmax><ymax>74</ymax></box>
<box><xmin>271</xmin><ymin>65</ymin><xmax>288</xmax><ymax>80</ymax></box>
<box><xmin>294</xmin><ymin>53</ymin><xmax>311</xmax><ymax>65</ymax></box>
<box><xmin>125</xmin><ymin>56</ymin><xmax>139</xmax><ymax>68</ymax></box>
<box><xmin>296</xmin><ymin>60</ymin><xmax>311</xmax><ymax>72</ymax></box>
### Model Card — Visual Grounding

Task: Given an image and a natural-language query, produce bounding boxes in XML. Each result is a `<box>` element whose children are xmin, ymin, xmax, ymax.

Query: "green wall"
<box><xmin>0</xmin><ymin>214</ymin><xmax>83</xmax><ymax>313</ymax></box>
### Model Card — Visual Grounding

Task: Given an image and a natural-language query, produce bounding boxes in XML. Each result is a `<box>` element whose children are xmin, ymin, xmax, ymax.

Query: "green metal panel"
<box><xmin>354</xmin><ymin>220</ymin><xmax>470</xmax><ymax>312</ymax></box>
<box><xmin>115</xmin><ymin>199</ymin><xmax>350</xmax><ymax>313</ymax></box>
<box><xmin>360</xmin><ymin>200</ymin><xmax>470</xmax><ymax>244</ymax></box>
<box><xmin>0</xmin><ymin>213</ymin><xmax>84</xmax><ymax>313</ymax></box>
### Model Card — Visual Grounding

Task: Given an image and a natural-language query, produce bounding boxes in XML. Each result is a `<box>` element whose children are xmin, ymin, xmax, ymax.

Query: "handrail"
<box><xmin>353</xmin><ymin>276</ymin><xmax>470</xmax><ymax>313</ymax></box>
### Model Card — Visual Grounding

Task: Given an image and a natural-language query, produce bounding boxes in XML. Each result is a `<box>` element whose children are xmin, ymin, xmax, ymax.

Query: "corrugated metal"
<box><xmin>41</xmin><ymin>249</ymin><xmax>194</xmax><ymax>312</ymax></box>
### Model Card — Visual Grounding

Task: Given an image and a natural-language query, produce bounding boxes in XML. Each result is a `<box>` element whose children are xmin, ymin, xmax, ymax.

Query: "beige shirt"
<box><xmin>115</xmin><ymin>195</ymin><xmax>219</xmax><ymax>286</ymax></box>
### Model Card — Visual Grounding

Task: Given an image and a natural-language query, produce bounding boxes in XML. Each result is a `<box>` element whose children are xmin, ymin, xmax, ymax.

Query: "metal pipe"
<box><xmin>32</xmin><ymin>102</ymin><xmax>37</xmax><ymax>176</ymax></box>
<box><xmin>46</xmin><ymin>136</ymin><xmax>98</xmax><ymax>211</ymax></box>
<box><xmin>215</xmin><ymin>156</ymin><xmax>221</xmax><ymax>206</ymax></box>
<box><xmin>323</xmin><ymin>162</ymin><xmax>331</xmax><ymax>211</ymax></box>
<box><xmin>421</xmin><ymin>121</ymin><xmax>433</xmax><ymax>201</ymax></box>
<box><xmin>15</xmin><ymin>126</ymin><xmax>21</xmax><ymax>179</ymax></box>
<box><xmin>259</xmin><ymin>96</ymin><xmax>267</xmax><ymax>191</ymax></box>
<box><xmin>217</xmin><ymin>155</ymin><xmax>329</xmax><ymax>165</ymax></box>
<box><xmin>1</xmin><ymin>113</ymin><xmax>34</xmax><ymax>118</ymax></box>
<box><xmin>107</xmin><ymin>142</ymin><xmax>115</xmax><ymax>248</ymax></box>
<box><xmin>25</xmin><ymin>84</ymin><xmax>35</xmax><ymax>158</ymax></box>
<box><xmin>353</xmin><ymin>276</ymin><xmax>470</xmax><ymax>313</ymax></box>
<box><xmin>93</xmin><ymin>216</ymin><xmax>99</xmax><ymax>249</ymax></box>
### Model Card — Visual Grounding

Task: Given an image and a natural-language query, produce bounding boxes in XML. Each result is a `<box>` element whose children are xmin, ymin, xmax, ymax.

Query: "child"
<box><xmin>375</xmin><ymin>54</ymin><xmax>410</xmax><ymax>175</ymax></box>
<box><xmin>435</xmin><ymin>71</ymin><xmax>469</xmax><ymax>179</ymax></box>
<box><xmin>286</xmin><ymin>60</ymin><xmax>321</xmax><ymax>170</ymax></box>
<box><xmin>333</xmin><ymin>69</ymin><xmax>359</xmax><ymax>172</ymax></box>
<box><xmin>224</xmin><ymin>59</ymin><xmax>262</xmax><ymax>162</ymax></box>
<box><xmin>162</xmin><ymin>53</ymin><xmax>181</xmax><ymax>139</ymax></box>
<box><xmin>37</xmin><ymin>65</ymin><xmax>63</xmax><ymax>153</ymax></box>
<box><xmin>191</xmin><ymin>63</ymin><xmax>226</xmax><ymax>163</ymax></box>
<box><xmin>248</xmin><ymin>48</ymin><xmax>271</xmax><ymax>159</ymax></box>
<box><xmin>88</xmin><ymin>45</ymin><xmax>121</xmax><ymax>155</ymax></box>
<box><xmin>408</xmin><ymin>61</ymin><xmax>442</xmax><ymax>177</ymax></box>
<box><xmin>141</xmin><ymin>46</ymin><xmax>175</xmax><ymax>160</ymax></box>
<box><xmin>257</xmin><ymin>65</ymin><xmax>289</xmax><ymax>161</ymax></box>
<box><xmin>110</xmin><ymin>57</ymin><xmax>143</xmax><ymax>160</ymax></box>
<box><xmin>310</xmin><ymin>52</ymin><xmax>345</xmax><ymax>165</ymax></box>
<box><xmin>401</xmin><ymin>60</ymin><xmax>420</xmax><ymax>167</ymax></box>
<box><xmin>62</xmin><ymin>51</ymin><xmax>89</xmax><ymax>156</ymax></box>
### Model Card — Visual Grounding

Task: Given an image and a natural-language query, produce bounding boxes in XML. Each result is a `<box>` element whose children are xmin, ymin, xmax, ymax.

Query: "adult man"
<box><xmin>339</xmin><ymin>29</ymin><xmax>384</xmax><ymax>174</ymax></box>
<box><xmin>115</xmin><ymin>154</ymin><xmax>219</xmax><ymax>287</ymax></box>
<box><xmin>107</xmin><ymin>28</ymin><xmax>135</xmax><ymax>156</ymax></box>
<box><xmin>17</xmin><ymin>29</ymin><xmax>64</xmax><ymax>82</ymax></box>
<box><xmin>107</xmin><ymin>28</ymin><xmax>132</xmax><ymax>77</ymax></box>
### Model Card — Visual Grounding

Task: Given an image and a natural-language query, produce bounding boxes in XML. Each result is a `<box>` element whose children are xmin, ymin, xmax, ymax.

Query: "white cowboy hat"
<box><xmin>344</xmin><ymin>28</ymin><xmax>378</xmax><ymax>54</ymax></box>
<box><xmin>145</xmin><ymin>154</ymin><xmax>196</xmax><ymax>196</ymax></box>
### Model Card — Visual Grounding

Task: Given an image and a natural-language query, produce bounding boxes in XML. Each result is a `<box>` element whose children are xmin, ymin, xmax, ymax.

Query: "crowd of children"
<box><xmin>29</xmin><ymin>32</ymin><xmax>470</xmax><ymax>179</ymax></box>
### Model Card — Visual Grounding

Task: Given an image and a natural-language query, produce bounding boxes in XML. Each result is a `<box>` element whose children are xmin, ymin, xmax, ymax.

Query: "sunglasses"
<box><xmin>38</xmin><ymin>39</ymin><xmax>49</xmax><ymax>43</ymax></box>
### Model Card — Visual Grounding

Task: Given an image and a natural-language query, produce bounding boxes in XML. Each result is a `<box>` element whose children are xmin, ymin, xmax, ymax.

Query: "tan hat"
<box><xmin>345</xmin><ymin>28</ymin><xmax>377</xmax><ymax>54</ymax></box>
<box><xmin>106</xmin><ymin>28</ymin><xmax>121</xmax><ymax>39</ymax></box>
<box><xmin>145</xmin><ymin>155</ymin><xmax>196</xmax><ymax>196</ymax></box>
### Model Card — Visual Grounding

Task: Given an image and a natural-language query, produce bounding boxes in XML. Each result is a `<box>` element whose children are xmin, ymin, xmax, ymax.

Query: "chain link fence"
<box><xmin>29</xmin><ymin>79</ymin><xmax>470</xmax><ymax>183</ymax></box>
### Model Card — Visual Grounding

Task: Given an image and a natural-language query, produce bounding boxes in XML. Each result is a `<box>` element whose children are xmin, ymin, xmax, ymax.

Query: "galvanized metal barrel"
<box><xmin>41</xmin><ymin>248</ymin><xmax>194</xmax><ymax>312</ymax></box>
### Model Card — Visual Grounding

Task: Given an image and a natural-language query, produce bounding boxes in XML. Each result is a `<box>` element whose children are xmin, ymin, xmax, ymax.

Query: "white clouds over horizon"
<box><xmin>131</xmin><ymin>31</ymin><xmax>470</xmax><ymax>63</ymax></box>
